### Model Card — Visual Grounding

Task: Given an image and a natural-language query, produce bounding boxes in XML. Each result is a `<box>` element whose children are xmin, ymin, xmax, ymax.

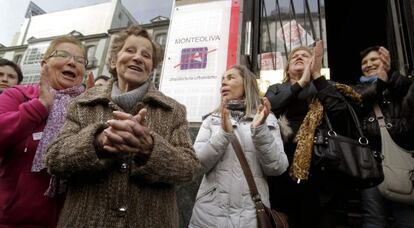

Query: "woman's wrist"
<box><xmin>39</xmin><ymin>97</ymin><xmax>52</xmax><ymax>110</ymax></box>
<box><xmin>94</xmin><ymin>131</ymin><xmax>108</xmax><ymax>158</ymax></box>
<box><xmin>312</xmin><ymin>72</ymin><xmax>322</xmax><ymax>79</ymax></box>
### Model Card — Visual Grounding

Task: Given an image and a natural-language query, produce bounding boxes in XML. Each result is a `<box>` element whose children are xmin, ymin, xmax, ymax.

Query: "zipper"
<box><xmin>23</xmin><ymin>136</ymin><xmax>31</xmax><ymax>153</ymax></box>
<box><xmin>196</xmin><ymin>185</ymin><xmax>217</xmax><ymax>201</ymax></box>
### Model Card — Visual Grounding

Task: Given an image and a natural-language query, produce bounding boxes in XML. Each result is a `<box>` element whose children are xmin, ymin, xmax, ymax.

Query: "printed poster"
<box><xmin>277</xmin><ymin>19</ymin><xmax>315</xmax><ymax>51</ymax></box>
<box><xmin>159</xmin><ymin>1</ymin><xmax>232</xmax><ymax>122</ymax></box>
<box><xmin>259</xmin><ymin>51</ymin><xmax>284</xmax><ymax>70</ymax></box>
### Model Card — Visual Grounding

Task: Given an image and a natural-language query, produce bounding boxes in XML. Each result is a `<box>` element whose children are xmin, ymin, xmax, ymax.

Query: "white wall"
<box><xmin>1</xmin><ymin>51</ymin><xmax>17</xmax><ymax>60</ymax></box>
<box><xmin>17</xmin><ymin>2</ymin><xmax>116</xmax><ymax>44</ymax></box>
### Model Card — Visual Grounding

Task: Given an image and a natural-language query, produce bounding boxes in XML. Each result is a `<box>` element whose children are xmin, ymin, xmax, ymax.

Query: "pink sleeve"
<box><xmin>0</xmin><ymin>87</ymin><xmax>49</xmax><ymax>154</ymax></box>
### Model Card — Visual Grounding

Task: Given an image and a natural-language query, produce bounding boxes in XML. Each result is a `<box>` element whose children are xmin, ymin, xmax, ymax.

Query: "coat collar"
<box><xmin>210</xmin><ymin>112</ymin><xmax>255</xmax><ymax>126</ymax></box>
<box><xmin>209</xmin><ymin>112</ymin><xmax>278</xmax><ymax>128</ymax></box>
<box><xmin>77</xmin><ymin>81</ymin><xmax>174</xmax><ymax>110</ymax></box>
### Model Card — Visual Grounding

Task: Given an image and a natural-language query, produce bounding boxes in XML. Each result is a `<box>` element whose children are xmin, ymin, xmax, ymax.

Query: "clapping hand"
<box><xmin>298</xmin><ymin>56</ymin><xmax>312</xmax><ymax>87</ymax></box>
<box><xmin>377</xmin><ymin>46</ymin><xmax>391</xmax><ymax>82</ymax></box>
<box><xmin>39</xmin><ymin>65</ymin><xmax>54</xmax><ymax>110</ymax></box>
<box><xmin>252</xmin><ymin>97</ymin><xmax>271</xmax><ymax>128</ymax></box>
<box><xmin>86</xmin><ymin>71</ymin><xmax>95</xmax><ymax>89</ymax></box>
<box><xmin>311</xmin><ymin>40</ymin><xmax>323</xmax><ymax>79</ymax></box>
<box><xmin>221</xmin><ymin>98</ymin><xmax>233</xmax><ymax>133</ymax></box>
<box><xmin>298</xmin><ymin>40</ymin><xmax>323</xmax><ymax>87</ymax></box>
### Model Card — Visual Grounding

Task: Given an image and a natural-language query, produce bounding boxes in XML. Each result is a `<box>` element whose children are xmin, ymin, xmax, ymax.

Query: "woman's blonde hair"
<box><xmin>282</xmin><ymin>46</ymin><xmax>313</xmax><ymax>83</ymax></box>
<box><xmin>43</xmin><ymin>36</ymin><xmax>86</xmax><ymax>61</ymax></box>
<box><xmin>214</xmin><ymin>65</ymin><xmax>261</xmax><ymax>116</ymax></box>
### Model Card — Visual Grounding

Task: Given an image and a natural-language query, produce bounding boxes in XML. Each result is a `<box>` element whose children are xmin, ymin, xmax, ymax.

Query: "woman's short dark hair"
<box><xmin>0</xmin><ymin>58</ymin><xmax>23</xmax><ymax>83</ymax></box>
<box><xmin>360</xmin><ymin>46</ymin><xmax>381</xmax><ymax>59</ymax></box>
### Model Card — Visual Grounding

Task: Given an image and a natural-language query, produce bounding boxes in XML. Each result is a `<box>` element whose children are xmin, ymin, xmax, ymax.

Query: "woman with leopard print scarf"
<box><xmin>265</xmin><ymin>41</ymin><xmax>357</xmax><ymax>228</ymax></box>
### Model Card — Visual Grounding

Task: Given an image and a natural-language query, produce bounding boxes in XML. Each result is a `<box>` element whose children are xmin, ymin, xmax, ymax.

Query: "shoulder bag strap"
<box><xmin>229</xmin><ymin>134</ymin><xmax>265</xmax><ymax>207</ymax></box>
<box><xmin>373</xmin><ymin>103</ymin><xmax>387</xmax><ymax>128</ymax></box>
<box><xmin>323</xmin><ymin>100</ymin><xmax>367</xmax><ymax>139</ymax></box>
<box><xmin>346</xmin><ymin>101</ymin><xmax>367</xmax><ymax>138</ymax></box>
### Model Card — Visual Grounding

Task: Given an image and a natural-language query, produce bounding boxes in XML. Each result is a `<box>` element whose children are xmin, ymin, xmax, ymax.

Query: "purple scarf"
<box><xmin>31</xmin><ymin>85</ymin><xmax>85</xmax><ymax>172</ymax></box>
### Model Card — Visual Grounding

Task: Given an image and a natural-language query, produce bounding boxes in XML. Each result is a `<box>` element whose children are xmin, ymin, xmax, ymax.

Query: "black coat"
<box><xmin>265</xmin><ymin>76</ymin><xmax>350</xmax><ymax>161</ymax></box>
<box><xmin>354</xmin><ymin>72</ymin><xmax>414</xmax><ymax>150</ymax></box>
<box><xmin>264</xmin><ymin>76</ymin><xmax>353</xmax><ymax>227</ymax></box>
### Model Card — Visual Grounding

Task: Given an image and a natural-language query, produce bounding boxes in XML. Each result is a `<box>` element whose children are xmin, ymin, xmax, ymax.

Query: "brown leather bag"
<box><xmin>230</xmin><ymin>134</ymin><xmax>289</xmax><ymax>228</ymax></box>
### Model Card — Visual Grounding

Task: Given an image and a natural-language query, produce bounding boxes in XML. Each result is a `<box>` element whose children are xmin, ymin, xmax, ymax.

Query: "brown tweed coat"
<box><xmin>45</xmin><ymin>82</ymin><xmax>200</xmax><ymax>228</ymax></box>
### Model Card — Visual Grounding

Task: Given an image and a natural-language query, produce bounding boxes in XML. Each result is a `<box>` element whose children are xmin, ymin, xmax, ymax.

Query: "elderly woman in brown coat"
<box><xmin>45</xmin><ymin>25</ymin><xmax>200</xmax><ymax>228</ymax></box>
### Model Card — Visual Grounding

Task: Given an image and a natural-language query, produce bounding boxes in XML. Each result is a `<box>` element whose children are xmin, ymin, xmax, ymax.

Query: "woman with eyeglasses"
<box><xmin>0</xmin><ymin>36</ymin><xmax>87</xmax><ymax>228</ymax></box>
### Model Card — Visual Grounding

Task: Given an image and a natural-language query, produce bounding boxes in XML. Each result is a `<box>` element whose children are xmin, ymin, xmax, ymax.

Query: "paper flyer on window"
<box><xmin>277</xmin><ymin>19</ymin><xmax>315</xmax><ymax>51</ymax></box>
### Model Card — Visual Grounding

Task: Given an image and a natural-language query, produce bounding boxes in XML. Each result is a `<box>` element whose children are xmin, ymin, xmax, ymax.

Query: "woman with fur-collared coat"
<box><xmin>189</xmin><ymin>65</ymin><xmax>288</xmax><ymax>228</ymax></box>
<box><xmin>45</xmin><ymin>25</ymin><xmax>199</xmax><ymax>228</ymax></box>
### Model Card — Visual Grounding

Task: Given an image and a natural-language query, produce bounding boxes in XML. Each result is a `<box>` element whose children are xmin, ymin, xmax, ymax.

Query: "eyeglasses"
<box><xmin>47</xmin><ymin>50</ymin><xmax>88</xmax><ymax>66</ymax></box>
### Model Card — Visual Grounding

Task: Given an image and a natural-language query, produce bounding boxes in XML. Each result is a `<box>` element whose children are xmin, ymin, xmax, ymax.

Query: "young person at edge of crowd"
<box><xmin>0</xmin><ymin>36</ymin><xmax>87</xmax><ymax>228</ymax></box>
<box><xmin>354</xmin><ymin>46</ymin><xmax>414</xmax><ymax>228</ymax></box>
<box><xmin>264</xmin><ymin>40</ymin><xmax>357</xmax><ymax>228</ymax></box>
<box><xmin>45</xmin><ymin>25</ymin><xmax>200</xmax><ymax>228</ymax></box>
<box><xmin>94</xmin><ymin>74</ymin><xmax>111</xmax><ymax>86</ymax></box>
<box><xmin>189</xmin><ymin>65</ymin><xmax>288</xmax><ymax>228</ymax></box>
<box><xmin>0</xmin><ymin>58</ymin><xmax>23</xmax><ymax>94</ymax></box>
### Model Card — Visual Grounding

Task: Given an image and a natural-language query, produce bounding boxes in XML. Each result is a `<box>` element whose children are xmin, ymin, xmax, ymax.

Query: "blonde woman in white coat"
<box><xmin>189</xmin><ymin>65</ymin><xmax>288</xmax><ymax>228</ymax></box>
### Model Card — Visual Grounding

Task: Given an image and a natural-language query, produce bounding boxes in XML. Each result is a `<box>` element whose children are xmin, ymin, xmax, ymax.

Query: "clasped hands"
<box><xmin>221</xmin><ymin>97</ymin><xmax>271</xmax><ymax>133</ymax></box>
<box><xmin>96</xmin><ymin>109</ymin><xmax>154</xmax><ymax>161</ymax></box>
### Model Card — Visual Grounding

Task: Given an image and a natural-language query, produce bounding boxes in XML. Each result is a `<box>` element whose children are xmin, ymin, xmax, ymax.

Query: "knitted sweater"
<box><xmin>45</xmin><ymin>82</ymin><xmax>200</xmax><ymax>228</ymax></box>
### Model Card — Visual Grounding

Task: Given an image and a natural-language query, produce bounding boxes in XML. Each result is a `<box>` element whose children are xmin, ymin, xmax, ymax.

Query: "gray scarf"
<box><xmin>111</xmin><ymin>81</ymin><xmax>149</xmax><ymax>113</ymax></box>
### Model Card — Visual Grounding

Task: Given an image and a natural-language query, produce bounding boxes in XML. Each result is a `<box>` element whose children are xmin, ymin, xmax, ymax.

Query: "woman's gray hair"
<box><xmin>107</xmin><ymin>25</ymin><xmax>160</xmax><ymax>80</ymax></box>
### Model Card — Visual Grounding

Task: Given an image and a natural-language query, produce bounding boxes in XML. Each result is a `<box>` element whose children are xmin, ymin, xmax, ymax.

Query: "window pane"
<box><xmin>260</xmin><ymin>0</ymin><xmax>327</xmax><ymax>69</ymax></box>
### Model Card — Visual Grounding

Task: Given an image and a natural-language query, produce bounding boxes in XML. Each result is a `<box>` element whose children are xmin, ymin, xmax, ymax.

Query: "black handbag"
<box><xmin>313</xmin><ymin>102</ymin><xmax>384</xmax><ymax>188</ymax></box>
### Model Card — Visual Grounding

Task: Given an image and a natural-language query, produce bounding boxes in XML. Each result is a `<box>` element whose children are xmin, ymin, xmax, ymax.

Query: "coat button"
<box><xmin>116</xmin><ymin>206</ymin><xmax>127</xmax><ymax>217</ymax></box>
<box><xmin>120</xmin><ymin>163</ymin><xmax>128</xmax><ymax>173</ymax></box>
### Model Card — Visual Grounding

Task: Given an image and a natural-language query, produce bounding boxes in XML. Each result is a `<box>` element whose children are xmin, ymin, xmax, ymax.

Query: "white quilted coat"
<box><xmin>189</xmin><ymin>113</ymin><xmax>288</xmax><ymax>228</ymax></box>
